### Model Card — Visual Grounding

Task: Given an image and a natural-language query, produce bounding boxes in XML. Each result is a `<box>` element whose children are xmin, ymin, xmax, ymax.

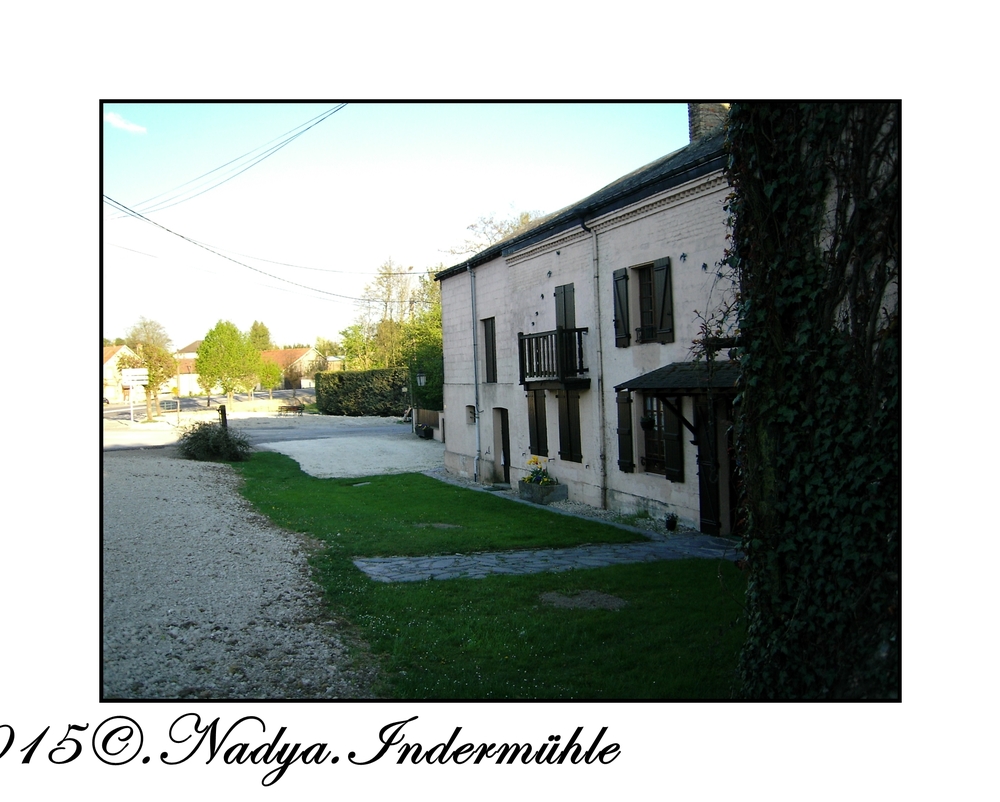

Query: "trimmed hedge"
<box><xmin>315</xmin><ymin>367</ymin><xmax>409</xmax><ymax>417</ymax></box>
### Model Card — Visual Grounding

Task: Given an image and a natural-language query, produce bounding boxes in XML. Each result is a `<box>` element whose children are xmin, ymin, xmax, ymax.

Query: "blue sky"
<box><xmin>102</xmin><ymin>102</ymin><xmax>693</xmax><ymax>349</ymax></box>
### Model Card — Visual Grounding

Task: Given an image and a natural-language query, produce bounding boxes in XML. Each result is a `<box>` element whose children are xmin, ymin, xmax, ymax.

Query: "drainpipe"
<box><xmin>469</xmin><ymin>267</ymin><xmax>483</xmax><ymax>482</ymax></box>
<box><xmin>581</xmin><ymin>217</ymin><xmax>608</xmax><ymax>509</ymax></box>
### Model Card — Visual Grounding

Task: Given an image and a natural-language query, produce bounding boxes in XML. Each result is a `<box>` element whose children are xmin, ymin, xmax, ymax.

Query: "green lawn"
<box><xmin>234</xmin><ymin>452</ymin><xmax>746</xmax><ymax>699</ymax></box>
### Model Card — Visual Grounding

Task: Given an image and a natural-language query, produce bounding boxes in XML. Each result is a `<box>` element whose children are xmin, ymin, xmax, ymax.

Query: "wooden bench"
<box><xmin>278</xmin><ymin>404</ymin><xmax>305</xmax><ymax>416</ymax></box>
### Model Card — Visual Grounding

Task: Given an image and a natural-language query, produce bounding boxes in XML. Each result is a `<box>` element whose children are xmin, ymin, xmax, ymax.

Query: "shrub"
<box><xmin>178</xmin><ymin>421</ymin><xmax>253</xmax><ymax>462</ymax></box>
<box><xmin>315</xmin><ymin>367</ymin><xmax>408</xmax><ymax>416</ymax></box>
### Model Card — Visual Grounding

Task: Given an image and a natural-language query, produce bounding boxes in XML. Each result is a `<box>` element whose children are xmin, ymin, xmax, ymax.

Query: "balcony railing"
<box><xmin>517</xmin><ymin>326</ymin><xmax>589</xmax><ymax>385</ymax></box>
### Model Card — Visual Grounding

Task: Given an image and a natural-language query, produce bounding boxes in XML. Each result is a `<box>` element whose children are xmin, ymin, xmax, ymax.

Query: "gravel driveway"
<box><xmin>102</xmin><ymin>445</ymin><xmax>378</xmax><ymax>699</ymax></box>
<box><xmin>102</xmin><ymin>413</ymin><xmax>687</xmax><ymax>699</ymax></box>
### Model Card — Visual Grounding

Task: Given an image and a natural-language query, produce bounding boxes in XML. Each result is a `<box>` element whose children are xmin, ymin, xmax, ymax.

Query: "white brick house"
<box><xmin>435</xmin><ymin>104</ymin><xmax>740</xmax><ymax>535</ymax></box>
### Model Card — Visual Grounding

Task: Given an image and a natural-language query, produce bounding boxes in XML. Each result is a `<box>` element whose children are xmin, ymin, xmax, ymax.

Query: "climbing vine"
<box><xmin>721</xmin><ymin>103</ymin><xmax>900</xmax><ymax>698</ymax></box>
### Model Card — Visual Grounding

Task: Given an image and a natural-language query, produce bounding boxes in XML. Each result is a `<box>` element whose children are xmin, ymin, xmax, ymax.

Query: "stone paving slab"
<box><xmin>353</xmin><ymin>536</ymin><xmax>741</xmax><ymax>583</ymax></box>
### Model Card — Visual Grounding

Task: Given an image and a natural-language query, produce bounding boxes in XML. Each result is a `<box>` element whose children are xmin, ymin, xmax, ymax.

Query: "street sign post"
<box><xmin>122</xmin><ymin>368</ymin><xmax>148</xmax><ymax>422</ymax></box>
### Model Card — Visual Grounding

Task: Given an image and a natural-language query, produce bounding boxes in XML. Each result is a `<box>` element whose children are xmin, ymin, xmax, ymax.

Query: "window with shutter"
<box><xmin>633</xmin><ymin>257</ymin><xmax>674</xmax><ymax>344</ymax></box>
<box><xmin>661</xmin><ymin>395</ymin><xmax>683</xmax><ymax>482</ymax></box>
<box><xmin>652</xmin><ymin>257</ymin><xmax>674</xmax><ymax>344</ymax></box>
<box><xmin>483</xmin><ymin>317</ymin><xmax>497</xmax><ymax>383</ymax></box>
<box><xmin>612</xmin><ymin>268</ymin><xmax>630</xmax><ymax>347</ymax></box>
<box><xmin>641</xmin><ymin>394</ymin><xmax>684</xmax><ymax>481</ymax></box>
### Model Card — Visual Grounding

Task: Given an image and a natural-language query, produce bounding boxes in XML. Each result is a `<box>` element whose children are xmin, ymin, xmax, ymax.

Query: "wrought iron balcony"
<box><xmin>517</xmin><ymin>326</ymin><xmax>589</xmax><ymax>385</ymax></box>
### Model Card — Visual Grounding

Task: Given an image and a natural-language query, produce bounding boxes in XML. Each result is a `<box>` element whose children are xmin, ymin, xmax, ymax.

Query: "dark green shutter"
<box><xmin>653</xmin><ymin>257</ymin><xmax>674</xmax><ymax>344</ymax></box>
<box><xmin>616</xmin><ymin>391</ymin><xmax>635</xmax><ymax>472</ymax></box>
<box><xmin>554</xmin><ymin>283</ymin><xmax>576</xmax><ymax>329</ymax></box>
<box><xmin>557</xmin><ymin>392</ymin><xmax>570</xmax><ymax>460</ymax></box>
<box><xmin>483</xmin><ymin>318</ymin><xmax>497</xmax><ymax>383</ymax></box>
<box><xmin>527</xmin><ymin>390</ymin><xmax>547</xmax><ymax>457</ymax></box>
<box><xmin>612</xmin><ymin>268</ymin><xmax>630</xmax><ymax>347</ymax></box>
<box><xmin>663</xmin><ymin>395</ymin><xmax>683</xmax><ymax>482</ymax></box>
<box><xmin>557</xmin><ymin>390</ymin><xmax>582</xmax><ymax>463</ymax></box>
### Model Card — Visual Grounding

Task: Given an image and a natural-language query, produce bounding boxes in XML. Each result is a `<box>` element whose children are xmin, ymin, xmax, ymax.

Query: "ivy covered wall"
<box><xmin>725</xmin><ymin>103</ymin><xmax>900</xmax><ymax>698</ymax></box>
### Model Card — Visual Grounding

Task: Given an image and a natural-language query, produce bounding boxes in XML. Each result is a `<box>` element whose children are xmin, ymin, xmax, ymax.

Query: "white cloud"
<box><xmin>104</xmin><ymin>111</ymin><xmax>146</xmax><ymax>134</ymax></box>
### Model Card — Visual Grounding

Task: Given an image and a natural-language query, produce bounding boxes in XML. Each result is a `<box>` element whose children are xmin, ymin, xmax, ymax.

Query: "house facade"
<box><xmin>435</xmin><ymin>104</ymin><xmax>739</xmax><ymax>535</ymax></box>
<box><xmin>102</xmin><ymin>344</ymin><xmax>139</xmax><ymax>402</ymax></box>
<box><xmin>260</xmin><ymin>347</ymin><xmax>327</xmax><ymax>389</ymax></box>
<box><xmin>169</xmin><ymin>340</ymin><xmax>204</xmax><ymax>396</ymax></box>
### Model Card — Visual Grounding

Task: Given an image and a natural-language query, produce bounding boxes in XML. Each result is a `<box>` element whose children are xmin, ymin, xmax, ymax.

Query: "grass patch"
<box><xmin>236</xmin><ymin>452</ymin><xmax>642</xmax><ymax>556</ymax></box>
<box><xmin>233</xmin><ymin>452</ymin><xmax>746</xmax><ymax>699</ymax></box>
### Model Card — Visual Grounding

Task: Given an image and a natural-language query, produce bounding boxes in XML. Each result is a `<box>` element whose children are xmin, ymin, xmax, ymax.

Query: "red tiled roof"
<box><xmin>103</xmin><ymin>345</ymin><xmax>137</xmax><ymax>365</ymax></box>
<box><xmin>261</xmin><ymin>348</ymin><xmax>313</xmax><ymax>369</ymax></box>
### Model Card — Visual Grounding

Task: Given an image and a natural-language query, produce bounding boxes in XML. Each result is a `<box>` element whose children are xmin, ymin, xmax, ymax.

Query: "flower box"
<box><xmin>518</xmin><ymin>482</ymin><xmax>568</xmax><ymax>505</ymax></box>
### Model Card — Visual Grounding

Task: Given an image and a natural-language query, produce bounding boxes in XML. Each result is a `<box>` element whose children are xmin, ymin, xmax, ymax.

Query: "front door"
<box><xmin>494</xmin><ymin>408</ymin><xmax>511</xmax><ymax>484</ymax></box>
<box><xmin>694</xmin><ymin>398</ymin><xmax>722</xmax><ymax>535</ymax></box>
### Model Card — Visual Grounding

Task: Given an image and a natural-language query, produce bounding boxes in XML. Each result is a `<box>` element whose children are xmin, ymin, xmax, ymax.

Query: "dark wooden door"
<box><xmin>694</xmin><ymin>398</ymin><xmax>722</xmax><ymax>535</ymax></box>
<box><xmin>497</xmin><ymin>408</ymin><xmax>511</xmax><ymax>484</ymax></box>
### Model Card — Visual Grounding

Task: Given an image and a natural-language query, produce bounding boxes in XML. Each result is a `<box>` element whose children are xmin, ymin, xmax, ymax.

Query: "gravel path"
<box><xmin>102</xmin><ymin>446</ymin><xmax>377</xmax><ymax>699</ymax></box>
<box><xmin>102</xmin><ymin>413</ymin><xmax>718</xmax><ymax>699</ymax></box>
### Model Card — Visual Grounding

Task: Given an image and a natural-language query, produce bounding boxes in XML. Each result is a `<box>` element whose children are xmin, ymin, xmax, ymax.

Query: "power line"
<box><xmin>118</xmin><ymin>104</ymin><xmax>347</xmax><ymax>216</ymax></box>
<box><xmin>103</xmin><ymin>195</ymin><xmax>369</xmax><ymax>302</ymax></box>
<box><xmin>108</xmin><ymin>243</ymin><xmax>158</xmax><ymax>258</ymax></box>
<box><xmin>105</xmin><ymin>234</ymin><xmax>431</xmax><ymax>278</ymax></box>
<box><xmin>185</xmin><ymin>240</ymin><xmax>429</xmax><ymax>276</ymax></box>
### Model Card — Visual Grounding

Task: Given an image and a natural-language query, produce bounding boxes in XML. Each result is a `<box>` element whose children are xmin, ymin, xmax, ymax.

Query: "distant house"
<box><xmin>175</xmin><ymin>340</ymin><xmax>202</xmax><ymax>360</ymax></box>
<box><xmin>169</xmin><ymin>340</ymin><xmax>204</xmax><ymax>396</ymax></box>
<box><xmin>102</xmin><ymin>344</ymin><xmax>139</xmax><ymax>402</ymax></box>
<box><xmin>260</xmin><ymin>347</ymin><xmax>328</xmax><ymax>389</ymax></box>
<box><xmin>435</xmin><ymin>103</ymin><xmax>738</xmax><ymax>535</ymax></box>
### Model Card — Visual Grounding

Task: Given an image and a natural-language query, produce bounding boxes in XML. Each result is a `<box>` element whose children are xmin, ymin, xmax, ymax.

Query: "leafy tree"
<box><xmin>339</xmin><ymin>322</ymin><xmax>376</xmax><ymax>371</ymax></box>
<box><xmin>447</xmin><ymin>209</ymin><xmax>542</xmax><ymax>256</ymax></box>
<box><xmin>119</xmin><ymin>344</ymin><xmax>175</xmax><ymax>419</ymax></box>
<box><xmin>120</xmin><ymin>317</ymin><xmax>174</xmax><ymax>417</ymax></box>
<box><xmin>338</xmin><ymin>260</ymin><xmax>416</xmax><ymax>371</ymax></box>
<box><xmin>314</xmin><ymin>336</ymin><xmax>340</xmax><ymax>357</ymax></box>
<box><xmin>258</xmin><ymin>359</ymin><xmax>284</xmax><ymax>399</ymax></box>
<box><xmin>403</xmin><ymin>269</ymin><xmax>444</xmax><ymax>410</ymax></box>
<box><xmin>366</xmin><ymin>259</ymin><xmax>414</xmax><ymax>322</ymax></box>
<box><xmin>357</xmin><ymin>259</ymin><xmax>415</xmax><ymax>368</ymax></box>
<box><xmin>125</xmin><ymin>317</ymin><xmax>172</xmax><ymax>352</ymax></box>
<box><xmin>196</xmin><ymin>320</ymin><xmax>262</xmax><ymax>405</ymax></box>
<box><xmin>248</xmin><ymin>320</ymin><xmax>274</xmax><ymax>351</ymax></box>
<box><xmin>337</xmin><ymin>264</ymin><xmax>445</xmax><ymax>391</ymax></box>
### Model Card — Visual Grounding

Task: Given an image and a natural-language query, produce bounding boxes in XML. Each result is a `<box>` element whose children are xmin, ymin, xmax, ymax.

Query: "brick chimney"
<box><xmin>688</xmin><ymin>102</ymin><xmax>729</xmax><ymax>141</ymax></box>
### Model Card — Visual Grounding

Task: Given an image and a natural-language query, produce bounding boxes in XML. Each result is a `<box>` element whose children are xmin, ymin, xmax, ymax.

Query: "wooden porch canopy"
<box><xmin>615</xmin><ymin>360</ymin><xmax>739</xmax><ymax>439</ymax></box>
<box><xmin>614</xmin><ymin>360</ymin><xmax>739</xmax><ymax>395</ymax></box>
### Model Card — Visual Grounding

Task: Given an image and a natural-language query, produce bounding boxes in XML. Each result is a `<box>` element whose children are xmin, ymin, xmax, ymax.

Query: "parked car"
<box><xmin>103</xmin><ymin>396</ymin><xmax>110</xmax><ymax>404</ymax></box>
